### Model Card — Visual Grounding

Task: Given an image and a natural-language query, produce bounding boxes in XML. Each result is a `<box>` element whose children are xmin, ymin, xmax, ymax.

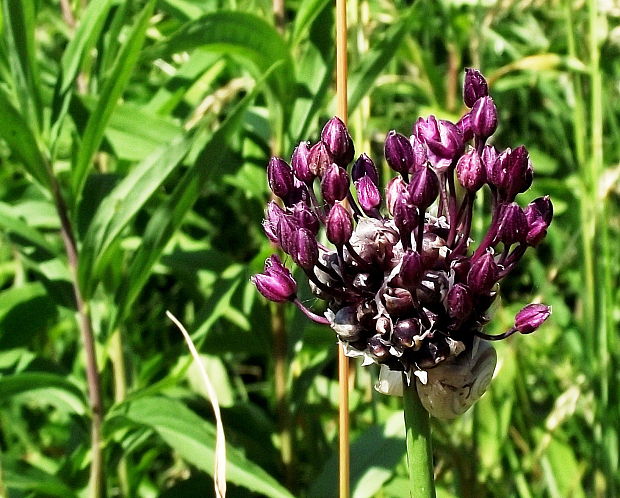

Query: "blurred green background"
<box><xmin>0</xmin><ymin>0</ymin><xmax>618</xmax><ymax>496</ymax></box>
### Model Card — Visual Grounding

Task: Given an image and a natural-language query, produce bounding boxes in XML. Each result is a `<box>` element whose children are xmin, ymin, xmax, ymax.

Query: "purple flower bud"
<box><xmin>385</xmin><ymin>177</ymin><xmax>407</xmax><ymax>216</ymax></box>
<box><xmin>267</xmin><ymin>157</ymin><xmax>294</xmax><ymax>199</ymax></box>
<box><xmin>410</xmin><ymin>135</ymin><xmax>428</xmax><ymax>171</ymax></box>
<box><xmin>276</xmin><ymin>214</ymin><xmax>298</xmax><ymax>254</ymax></box>
<box><xmin>408</xmin><ymin>165</ymin><xmax>439</xmax><ymax>208</ymax></box>
<box><xmin>308</xmin><ymin>141</ymin><xmax>332</xmax><ymax>177</ymax></box>
<box><xmin>496</xmin><ymin>203</ymin><xmax>528</xmax><ymax>246</ymax></box>
<box><xmin>263</xmin><ymin>201</ymin><xmax>285</xmax><ymax>243</ymax></box>
<box><xmin>463</xmin><ymin>68</ymin><xmax>489</xmax><ymax>108</ymax></box>
<box><xmin>385</xmin><ymin>131</ymin><xmax>414</xmax><ymax>175</ymax></box>
<box><xmin>352</xmin><ymin>153</ymin><xmax>379</xmax><ymax>185</ymax></box>
<box><xmin>467</xmin><ymin>252</ymin><xmax>499</xmax><ymax>294</ymax></box>
<box><xmin>251</xmin><ymin>255</ymin><xmax>297</xmax><ymax>302</ymax></box>
<box><xmin>400</xmin><ymin>250</ymin><xmax>423</xmax><ymax>287</ymax></box>
<box><xmin>294</xmin><ymin>228</ymin><xmax>319</xmax><ymax>269</ymax></box>
<box><xmin>414</xmin><ymin>116</ymin><xmax>463</xmax><ymax>171</ymax></box>
<box><xmin>393</xmin><ymin>192</ymin><xmax>418</xmax><ymax>237</ymax></box>
<box><xmin>446</xmin><ymin>283</ymin><xmax>473</xmax><ymax>320</ymax></box>
<box><xmin>326</xmin><ymin>202</ymin><xmax>353</xmax><ymax>245</ymax></box>
<box><xmin>456</xmin><ymin>113</ymin><xmax>474</xmax><ymax>142</ymax></box>
<box><xmin>355</xmin><ymin>175</ymin><xmax>381</xmax><ymax>212</ymax></box>
<box><xmin>321</xmin><ymin>163</ymin><xmax>350</xmax><ymax>204</ymax></box>
<box><xmin>292</xmin><ymin>202</ymin><xmax>320</xmax><ymax>235</ymax></box>
<box><xmin>456</xmin><ymin>147</ymin><xmax>486</xmax><ymax>191</ymax></box>
<box><xmin>368</xmin><ymin>334</ymin><xmax>389</xmax><ymax>360</ymax></box>
<box><xmin>514</xmin><ymin>303</ymin><xmax>551</xmax><ymax>334</ymax></box>
<box><xmin>524</xmin><ymin>196</ymin><xmax>553</xmax><ymax>246</ymax></box>
<box><xmin>393</xmin><ymin>318</ymin><xmax>421</xmax><ymax>348</ymax></box>
<box><xmin>321</xmin><ymin>116</ymin><xmax>354</xmax><ymax>166</ymax></box>
<box><xmin>490</xmin><ymin>146</ymin><xmax>530</xmax><ymax>200</ymax></box>
<box><xmin>291</xmin><ymin>141</ymin><xmax>314</xmax><ymax>183</ymax></box>
<box><xmin>471</xmin><ymin>96</ymin><xmax>498</xmax><ymax>139</ymax></box>
<box><xmin>481</xmin><ymin>144</ymin><xmax>499</xmax><ymax>178</ymax></box>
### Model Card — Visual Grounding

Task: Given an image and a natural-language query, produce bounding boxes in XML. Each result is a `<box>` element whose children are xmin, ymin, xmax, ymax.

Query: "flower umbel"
<box><xmin>253</xmin><ymin>69</ymin><xmax>553</xmax><ymax>418</ymax></box>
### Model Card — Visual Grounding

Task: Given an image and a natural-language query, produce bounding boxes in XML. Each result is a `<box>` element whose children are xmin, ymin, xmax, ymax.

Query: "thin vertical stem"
<box><xmin>336</xmin><ymin>0</ymin><xmax>350</xmax><ymax>495</ymax></box>
<box><xmin>403</xmin><ymin>377</ymin><xmax>435</xmax><ymax>498</ymax></box>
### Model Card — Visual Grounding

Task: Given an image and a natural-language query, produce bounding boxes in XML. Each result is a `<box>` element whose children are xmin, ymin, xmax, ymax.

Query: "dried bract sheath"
<box><xmin>253</xmin><ymin>68</ymin><xmax>553</xmax><ymax>418</ymax></box>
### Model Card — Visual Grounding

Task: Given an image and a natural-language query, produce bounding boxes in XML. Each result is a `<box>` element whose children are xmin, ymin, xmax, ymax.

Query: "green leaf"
<box><xmin>0</xmin><ymin>201</ymin><xmax>57</xmax><ymax>254</ymax></box>
<box><xmin>0</xmin><ymin>86</ymin><xmax>50</xmax><ymax>187</ymax></box>
<box><xmin>71</xmin><ymin>0</ymin><xmax>155</xmax><ymax>200</ymax></box>
<box><xmin>3</xmin><ymin>460</ymin><xmax>76</xmax><ymax>497</ymax></box>
<box><xmin>113</xmin><ymin>66</ymin><xmax>272</xmax><ymax>323</ymax></box>
<box><xmin>78</xmin><ymin>131</ymin><xmax>193</xmax><ymax>296</ymax></box>
<box><xmin>111</xmin><ymin>396</ymin><xmax>294</xmax><ymax>498</ymax></box>
<box><xmin>142</xmin><ymin>11</ymin><xmax>295</xmax><ymax>106</ymax></box>
<box><xmin>0</xmin><ymin>372</ymin><xmax>86</xmax><ymax>415</ymax></box>
<box><xmin>291</xmin><ymin>0</ymin><xmax>331</xmax><ymax>45</ymax></box>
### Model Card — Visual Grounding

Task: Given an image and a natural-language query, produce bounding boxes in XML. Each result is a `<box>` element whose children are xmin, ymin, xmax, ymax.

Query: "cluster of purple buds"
<box><xmin>252</xmin><ymin>69</ymin><xmax>552</xmax><ymax>416</ymax></box>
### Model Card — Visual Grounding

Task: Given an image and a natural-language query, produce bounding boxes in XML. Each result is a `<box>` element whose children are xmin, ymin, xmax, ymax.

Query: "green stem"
<box><xmin>403</xmin><ymin>375</ymin><xmax>436</xmax><ymax>498</ymax></box>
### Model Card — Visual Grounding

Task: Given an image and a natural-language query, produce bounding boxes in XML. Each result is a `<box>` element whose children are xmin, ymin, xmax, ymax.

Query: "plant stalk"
<box><xmin>403</xmin><ymin>376</ymin><xmax>435</xmax><ymax>498</ymax></box>
<box><xmin>51</xmin><ymin>179</ymin><xmax>104</xmax><ymax>498</ymax></box>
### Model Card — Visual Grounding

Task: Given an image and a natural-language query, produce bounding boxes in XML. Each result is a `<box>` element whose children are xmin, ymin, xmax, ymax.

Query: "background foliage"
<box><xmin>0</xmin><ymin>0</ymin><xmax>618</xmax><ymax>496</ymax></box>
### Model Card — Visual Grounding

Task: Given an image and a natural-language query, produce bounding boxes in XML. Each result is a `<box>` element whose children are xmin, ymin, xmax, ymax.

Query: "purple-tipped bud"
<box><xmin>467</xmin><ymin>252</ymin><xmax>499</xmax><ymax>294</ymax></box>
<box><xmin>447</xmin><ymin>283</ymin><xmax>473</xmax><ymax>320</ymax></box>
<box><xmin>514</xmin><ymin>303</ymin><xmax>551</xmax><ymax>334</ymax></box>
<box><xmin>481</xmin><ymin>144</ymin><xmax>499</xmax><ymax>178</ymax></box>
<box><xmin>321</xmin><ymin>117</ymin><xmax>354</xmax><ymax>166</ymax></box>
<box><xmin>490</xmin><ymin>146</ymin><xmax>530</xmax><ymax>200</ymax></box>
<box><xmin>393</xmin><ymin>192</ymin><xmax>418</xmax><ymax>237</ymax></box>
<box><xmin>400</xmin><ymin>250</ymin><xmax>423</xmax><ymax>287</ymax></box>
<box><xmin>463</xmin><ymin>68</ymin><xmax>489</xmax><ymax>108</ymax></box>
<box><xmin>385</xmin><ymin>131</ymin><xmax>414</xmax><ymax>175</ymax></box>
<box><xmin>524</xmin><ymin>196</ymin><xmax>553</xmax><ymax>246</ymax></box>
<box><xmin>263</xmin><ymin>201</ymin><xmax>286</xmax><ymax>243</ymax></box>
<box><xmin>326</xmin><ymin>202</ymin><xmax>353</xmax><ymax>245</ymax></box>
<box><xmin>352</xmin><ymin>153</ymin><xmax>379</xmax><ymax>185</ymax></box>
<box><xmin>414</xmin><ymin>116</ymin><xmax>463</xmax><ymax>171</ymax></box>
<box><xmin>294</xmin><ymin>228</ymin><xmax>319</xmax><ymax>269</ymax></box>
<box><xmin>308</xmin><ymin>141</ymin><xmax>332</xmax><ymax>177</ymax></box>
<box><xmin>456</xmin><ymin>147</ymin><xmax>486</xmax><ymax>191</ymax></box>
<box><xmin>267</xmin><ymin>157</ymin><xmax>294</xmax><ymax>199</ymax></box>
<box><xmin>471</xmin><ymin>96</ymin><xmax>498</xmax><ymax>139</ymax></box>
<box><xmin>456</xmin><ymin>113</ymin><xmax>474</xmax><ymax>142</ymax></box>
<box><xmin>393</xmin><ymin>318</ymin><xmax>421</xmax><ymax>348</ymax></box>
<box><xmin>251</xmin><ymin>255</ymin><xmax>297</xmax><ymax>302</ymax></box>
<box><xmin>291</xmin><ymin>141</ymin><xmax>314</xmax><ymax>183</ymax></box>
<box><xmin>386</xmin><ymin>177</ymin><xmax>407</xmax><ymax>216</ymax></box>
<box><xmin>496</xmin><ymin>203</ymin><xmax>528</xmax><ymax>246</ymax></box>
<box><xmin>408</xmin><ymin>165</ymin><xmax>439</xmax><ymax>208</ymax></box>
<box><xmin>356</xmin><ymin>175</ymin><xmax>381</xmax><ymax>212</ymax></box>
<box><xmin>292</xmin><ymin>202</ymin><xmax>320</xmax><ymax>235</ymax></box>
<box><xmin>321</xmin><ymin>163</ymin><xmax>350</xmax><ymax>204</ymax></box>
<box><xmin>410</xmin><ymin>135</ymin><xmax>428</xmax><ymax>171</ymax></box>
<box><xmin>276</xmin><ymin>214</ymin><xmax>298</xmax><ymax>254</ymax></box>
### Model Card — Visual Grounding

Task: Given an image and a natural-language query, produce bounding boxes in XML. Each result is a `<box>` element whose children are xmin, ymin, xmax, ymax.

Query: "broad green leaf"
<box><xmin>113</xmin><ymin>67</ymin><xmax>273</xmax><ymax>323</ymax></box>
<box><xmin>3</xmin><ymin>460</ymin><xmax>76</xmax><ymax>497</ymax></box>
<box><xmin>111</xmin><ymin>396</ymin><xmax>294</xmax><ymax>498</ymax></box>
<box><xmin>0</xmin><ymin>86</ymin><xmax>50</xmax><ymax>187</ymax></box>
<box><xmin>71</xmin><ymin>0</ymin><xmax>155</xmax><ymax>200</ymax></box>
<box><xmin>142</xmin><ymin>11</ymin><xmax>295</xmax><ymax>106</ymax></box>
<box><xmin>79</xmin><ymin>132</ymin><xmax>193</xmax><ymax>296</ymax></box>
<box><xmin>0</xmin><ymin>372</ymin><xmax>86</xmax><ymax>415</ymax></box>
<box><xmin>0</xmin><ymin>201</ymin><xmax>57</xmax><ymax>254</ymax></box>
<box><xmin>291</xmin><ymin>0</ymin><xmax>331</xmax><ymax>45</ymax></box>
<box><xmin>347</xmin><ymin>2</ymin><xmax>419</xmax><ymax>113</ymax></box>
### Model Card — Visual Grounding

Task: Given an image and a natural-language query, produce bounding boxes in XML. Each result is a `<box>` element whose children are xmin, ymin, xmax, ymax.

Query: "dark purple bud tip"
<box><xmin>276</xmin><ymin>214</ymin><xmax>298</xmax><ymax>255</ymax></box>
<box><xmin>356</xmin><ymin>175</ymin><xmax>381</xmax><ymax>212</ymax></box>
<box><xmin>410</xmin><ymin>135</ymin><xmax>428</xmax><ymax>172</ymax></box>
<box><xmin>294</xmin><ymin>228</ymin><xmax>319</xmax><ymax>270</ymax></box>
<box><xmin>326</xmin><ymin>201</ymin><xmax>353</xmax><ymax>245</ymax></box>
<box><xmin>267</xmin><ymin>157</ymin><xmax>294</xmax><ymax>199</ymax></box>
<box><xmin>446</xmin><ymin>283</ymin><xmax>473</xmax><ymax>320</ymax></box>
<box><xmin>292</xmin><ymin>202</ymin><xmax>320</xmax><ymax>235</ymax></box>
<box><xmin>415</xmin><ymin>116</ymin><xmax>463</xmax><ymax>171</ymax></box>
<box><xmin>292</xmin><ymin>141</ymin><xmax>314</xmax><ymax>183</ymax></box>
<box><xmin>251</xmin><ymin>255</ymin><xmax>297</xmax><ymax>302</ymax></box>
<box><xmin>385</xmin><ymin>131</ymin><xmax>414</xmax><ymax>175</ymax></box>
<box><xmin>308</xmin><ymin>141</ymin><xmax>332</xmax><ymax>177</ymax></box>
<box><xmin>393</xmin><ymin>194</ymin><xmax>418</xmax><ymax>238</ymax></box>
<box><xmin>400</xmin><ymin>250</ymin><xmax>423</xmax><ymax>287</ymax></box>
<box><xmin>456</xmin><ymin>147</ymin><xmax>486</xmax><ymax>192</ymax></box>
<box><xmin>463</xmin><ymin>68</ymin><xmax>489</xmax><ymax>108</ymax></box>
<box><xmin>471</xmin><ymin>96</ymin><xmax>498</xmax><ymax>139</ymax></box>
<box><xmin>386</xmin><ymin>177</ymin><xmax>407</xmax><ymax>216</ymax></box>
<box><xmin>352</xmin><ymin>153</ymin><xmax>379</xmax><ymax>185</ymax></box>
<box><xmin>492</xmin><ymin>146</ymin><xmax>530</xmax><ymax>200</ymax></box>
<box><xmin>393</xmin><ymin>318</ymin><xmax>421</xmax><ymax>348</ymax></box>
<box><xmin>524</xmin><ymin>196</ymin><xmax>553</xmax><ymax>246</ymax></box>
<box><xmin>321</xmin><ymin>163</ymin><xmax>350</xmax><ymax>204</ymax></box>
<box><xmin>496</xmin><ymin>203</ymin><xmax>528</xmax><ymax>246</ymax></box>
<box><xmin>321</xmin><ymin>117</ymin><xmax>354</xmax><ymax>166</ymax></box>
<box><xmin>514</xmin><ymin>303</ymin><xmax>551</xmax><ymax>334</ymax></box>
<box><xmin>408</xmin><ymin>165</ymin><xmax>439</xmax><ymax>208</ymax></box>
<box><xmin>456</xmin><ymin>113</ymin><xmax>474</xmax><ymax>143</ymax></box>
<box><xmin>467</xmin><ymin>251</ymin><xmax>499</xmax><ymax>294</ymax></box>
